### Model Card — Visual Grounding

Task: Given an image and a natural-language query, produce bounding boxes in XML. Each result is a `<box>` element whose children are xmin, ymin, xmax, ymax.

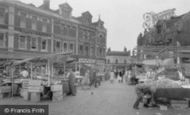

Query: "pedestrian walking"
<box><xmin>67</xmin><ymin>69</ymin><xmax>77</xmax><ymax>96</ymax></box>
<box><xmin>110</xmin><ymin>71</ymin><xmax>115</xmax><ymax>83</ymax></box>
<box><xmin>81</xmin><ymin>70</ymin><xmax>90</xmax><ymax>90</ymax></box>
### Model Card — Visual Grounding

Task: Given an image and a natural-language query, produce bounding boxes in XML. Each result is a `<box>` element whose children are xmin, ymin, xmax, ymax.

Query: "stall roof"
<box><xmin>13</xmin><ymin>52</ymin><xmax>73</xmax><ymax>66</ymax></box>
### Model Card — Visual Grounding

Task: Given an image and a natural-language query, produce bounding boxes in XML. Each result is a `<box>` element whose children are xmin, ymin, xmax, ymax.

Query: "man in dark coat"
<box><xmin>133</xmin><ymin>83</ymin><xmax>153</xmax><ymax>109</ymax></box>
<box><xmin>68</xmin><ymin>69</ymin><xmax>77</xmax><ymax>96</ymax></box>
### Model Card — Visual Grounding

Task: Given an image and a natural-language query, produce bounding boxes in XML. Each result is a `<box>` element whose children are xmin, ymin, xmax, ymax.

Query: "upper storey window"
<box><xmin>0</xmin><ymin>33</ymin><xmax>6</xmax><ymax>48</ymax></box>
<box><xmin>18</xmin><ymin>35</ymin><xmax>27</xmax><ymax>50</ymax></box>
<box><xmin>0</xmin><ymin>7</ymin><xmax>6</xmax><ymax>25</ymax></box>
<box><xmin>31</xmin><ymin>37</ymin><xmax>38</xmax><ymax>50</ymax></box>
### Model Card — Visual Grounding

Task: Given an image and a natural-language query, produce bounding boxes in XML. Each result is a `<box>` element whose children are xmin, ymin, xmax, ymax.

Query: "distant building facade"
<box><xmin>143</xmin><ymin>8</ymin><xmax>175</xmax><ymax>31</ymax></box>
<box><xmin>0</xmin><ymin>0</ymin><xmax>107</xmax><ymax>71</ymax></box>
<box><xmin>137</xmin><ymin>9</ymin><xmax>190</xmax><ymax>72</ymax></box>
<box><xmin>106</xmin><ymin>48</ymin><xmax>131</xmax><ymax>71</ymax></box>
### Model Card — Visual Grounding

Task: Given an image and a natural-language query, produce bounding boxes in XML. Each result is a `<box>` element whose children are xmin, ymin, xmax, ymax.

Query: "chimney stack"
<box><xmin>43</xmin><ymin>0</ymin><xmax>50</xmax><ymax>9</ymax></box>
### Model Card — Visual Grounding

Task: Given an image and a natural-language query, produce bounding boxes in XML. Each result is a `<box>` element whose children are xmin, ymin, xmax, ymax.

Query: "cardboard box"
<box><xmin>30</xmin><ymin>92</ymin><xmax>41</xmax><ymax>102</ymax></box>
<box><xmin>28</xmin><ymin>80</ymin><xmax>42</xmax><ymax>86</ymax></box>
<box><xmin>51</xmin><ymin>85</ymin><xmax>62</xmax><ymax>92</ymax></box>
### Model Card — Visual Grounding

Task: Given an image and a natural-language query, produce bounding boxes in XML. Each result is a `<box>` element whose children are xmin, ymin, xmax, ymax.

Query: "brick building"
<box><xmin>106</xmin><ymin>48</ymin><xmax>131</xmax><ymax>71</ymax></box>
<box><xmin>0</xmin><ymin>0</ymin><xmax>107</xmax><ymax>71</ymax></box>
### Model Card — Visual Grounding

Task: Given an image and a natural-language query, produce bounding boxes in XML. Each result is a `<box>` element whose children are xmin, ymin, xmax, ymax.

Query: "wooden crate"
<box><xmin>51</xmin><ymin>85</ymin><xmax>63</xmax><ymax>92</ymax></box>
<box><xmin>53</xmin><ymin>95</ymin><xmax>63</xmax><ymax>101</ymax></box>
<box><xmin>0</xmin><ymin>86</ymin><xmax>11</xmax><ymax>93</ymax></box>
<box><xmin>159</xmin><ymin>105</ymin><xmax>168</xmax><ymax>111</ymax></box>
<box><xmin>28</xmin><ymin>80</ymin><xmax>42</xmax><ymax>86</ymax></box>
<box><xmin>53</xmin><ymin>91</ymin><xmax>63</xmax><ymax>97</ymax></box>
<box><xmin>22</xmin><ymin>79</ymin><xmax>29</xmax><ymax>89</ymax></box>
<box><xmin>20</xmin><ymin>88</ymin><xmax>29</xmax><ymax>100</ymax></box>
<box><xmin>28</xmin><ymin>86</ymin><xmax>43</xmax><ymax>93</ymax></box>
<box><xmin>30</xmin><ymin>92</ymin><xmax>41</xmax><ymax>102</ymax></box>
<box><xmin>171</xmin><ymin>100</ymin><xmax>188</xmax><ymax>109</ymax></box>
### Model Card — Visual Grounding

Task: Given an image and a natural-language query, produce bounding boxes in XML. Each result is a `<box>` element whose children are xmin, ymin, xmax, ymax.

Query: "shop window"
<box><xmin>18</xmin><ymin>35</ymin><xmax>27</xmax><ymax>49</ymax></box>
<box><xmin>0</xmin><ymin>33</ymin><xmax>5</xmax><ymax>48</ymax></box>
<box><xmin>41</xmin><ymin>39</ymin><xmax>48</xmax><ymax>51</ymax></box>
<box><xmin>31</xmin><ymin>37</ymin><xmax>38</xmax><ymax>50</ymax></box>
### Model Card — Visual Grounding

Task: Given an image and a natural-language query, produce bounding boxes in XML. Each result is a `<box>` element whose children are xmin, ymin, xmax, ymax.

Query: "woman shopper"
<box><xmin>81</xmin><ymin>70</ymin><xmax>90</xmax><ymax>90</ymax></box>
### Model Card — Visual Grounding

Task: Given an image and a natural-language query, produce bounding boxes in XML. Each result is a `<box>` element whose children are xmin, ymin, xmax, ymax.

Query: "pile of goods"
<box><xmin>143</xmin><ymin>78</ymin><xmax>182</xmax><ymax>92</ymax></box>
<box><xmin>28</xmin><ymin>80</ymin><xmax>43</xmax><ymax>102</ymax></box>
<box><xmin>20</xmin><ymin>79</ymin><xmax>29</xmax><ymax>100</ymax></box>
<box><xmin>0</xmin><ymin>86</ymin><xmax>11</xmax><ymax>99</ymax></box>
<box><xmin>51</xmin><ymin>84</ymin><xmax>64</xmax><ymax>101</ymax></box>
<box><xmin>155</xmin><ymin>79</ymin><xmax>181</xmax><ymax>89</ymax></box>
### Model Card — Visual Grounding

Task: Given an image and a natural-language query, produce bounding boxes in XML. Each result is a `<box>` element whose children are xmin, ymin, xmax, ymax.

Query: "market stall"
<box><xmin>0</xmin><ymin>52</ymin><xmax>77</xmax><ymax>102</ymax></box>
<box><xmin>134</xmin><ymin>67</ymin><xmax>190</xmax><ymax>109</ymax></box>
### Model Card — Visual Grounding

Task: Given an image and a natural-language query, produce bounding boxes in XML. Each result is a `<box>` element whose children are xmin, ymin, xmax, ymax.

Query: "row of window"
<box><xmin>79</xmin><ymin>29</ymin><xmax>95</xmax><ymax>42</ymax></box>
<box><xmin>78</xmin><ymin>45</ymin><xmax>105</xmax><ymax>57</ymax></box>
<box><xmin>16</xmin><ymin>35</ymin><xmax>48</xmax><ymax>51</ymax></box>
<box><xmin>54</xmin><ymin>24</ymin><xmax>76</xmax><ymax>37</ymax></box>
<box><xmin>0</xmin><ymin>32</ymin><xmax>105</xmax><ymax>58</ymax></box>
<box><xmin>54</xmin><ymin>40</ymin><xmax>74</xmax><ymax>53</ymax></box>
<box><xmin>15</xmin><ymin>16</ymin><xmax>50</xmax><ymax>33</ymax></box>
<box><xmin>16</xmin><ymin>35</ymin><xmax>76</xmax><ymax>53</ymax></box>
<box><xmin>17</xmin><ymin>10</ymin><xmax>51</xmax><ymax>23</ymax></box>
<box><xmin>0</xmin><ymin>7</ymin><xmax>8</xmax><ymax>25</ymax></box>
<box><xmin>107</xmin><ymin>59</ymin><xmax>127</xmax><ymax>64</ymax></box>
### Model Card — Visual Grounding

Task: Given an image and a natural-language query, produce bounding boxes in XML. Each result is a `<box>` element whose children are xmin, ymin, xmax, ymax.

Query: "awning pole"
<box><xmin>11</xmin><ymin>67</ymin><xmax>14</xmax><ymax>97</ymax></box>
<box><xmin>31</xmin><ymin>63</ymin><xmax>33</xmax><ymax>80</ymax></box>
<box><xmin>48</xmin><ymin>59</ymin><xmax>51</xmax><ymax>86</ymax></box>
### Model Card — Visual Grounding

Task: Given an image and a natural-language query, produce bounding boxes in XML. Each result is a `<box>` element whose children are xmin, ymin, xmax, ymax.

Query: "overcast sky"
<box><xmin>20</xmin><ymin>0</ymin><xmax>190</xmax><ymax>51</ymax></box>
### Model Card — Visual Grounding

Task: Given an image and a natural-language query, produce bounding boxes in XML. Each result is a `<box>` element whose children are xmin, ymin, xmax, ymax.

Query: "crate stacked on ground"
<box><xmin>62</xmin><ymin>80</ymin><xmax>69</xmax><ymax>95</ymax></box>
<box><xmin>171</xmin><ymin>100</ymin><xmax>189</xmax><ymax>109</ymax></box>
<box><xmin>0</xmin><ymin>86</ymin><xmax>11</xmax><ymax>99</ymax></box>
<box><xmin>28</xmin><ymin>80</ymin><xmax>43</xmax><ymax>102</ymax></box>
<box><xmin>51</xmin><ymin>84</ymin><xmax>63</xmax><ymax>101</ymax></box>
<box><xmin>20</xmin><ymin>79</ymin><xmax>30</xmax><ymax>100</ymax></box>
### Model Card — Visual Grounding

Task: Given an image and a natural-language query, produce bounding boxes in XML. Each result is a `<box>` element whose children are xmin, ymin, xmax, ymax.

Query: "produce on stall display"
<box><xmin>135</xmin><ymin>65</ymin><xmax>190</xmax><ymax>109</ymax></box>
<box><xmin>0</xmin><ymin>52</ymin><xmax>77</xmax><ymax>102</ymax></box>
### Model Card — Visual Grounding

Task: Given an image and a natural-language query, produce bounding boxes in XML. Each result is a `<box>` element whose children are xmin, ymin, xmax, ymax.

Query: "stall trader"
<box><xmin>133</xmin><ymin>81</ymin><xmax>157</xmax><ymax>109</ymax></box>
<box><xmin>20</xmin><ymin>68</ymin><xmax>29</xmax><ymax>78</ymax></box>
